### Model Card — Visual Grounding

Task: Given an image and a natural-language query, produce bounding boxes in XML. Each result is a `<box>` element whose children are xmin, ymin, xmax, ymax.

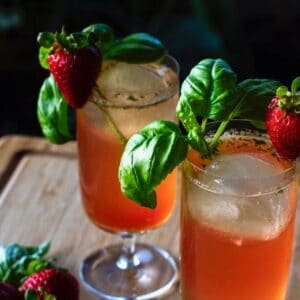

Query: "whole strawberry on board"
<box><xmin>20</xmin><ymin>268</ymin><xmax>79</xmax><ymax>300</ymax></box>
<box><xmin>265</xmin><ymin>77</ymin><xmax>300</xmax><ymax>160</ymax></box>
<box><xmin>37</xmin><ymin>28</ymin><xmax>102</xmax><ymax>109</ymax></box>
<box><xmin>0</xmin><ymin>282</ymin><xmax>23</xmax><ymax>300</ymax></box>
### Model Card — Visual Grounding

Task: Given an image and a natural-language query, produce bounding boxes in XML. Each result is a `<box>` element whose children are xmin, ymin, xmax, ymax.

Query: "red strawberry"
<box><xmin>48</xmin><ymin>46</ymin><xmax>102</xmax><ymax>108</ymax></box>
<box><xmin>0</xmin><ymin>282</ymin><xmax>22</xmax><ymax>300</ymax></box>
<box><xmin>265</xmin><ymin>78</ymin><xmax>300</xmax><ymax>160</ymax></box>
<box><xmin>20</xmin><ymin>268</ymin><xmax>79</xmax><ymax>300</ymax></box>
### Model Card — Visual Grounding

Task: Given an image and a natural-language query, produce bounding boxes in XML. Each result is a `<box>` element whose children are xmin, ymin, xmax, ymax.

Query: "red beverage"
<box><xmin>77</xmin><ymin>59</ymin><xmax>179</xmax><ymax>233</ymax></box>
<box><xmin>180</xmin><ymin>130</ymin><xmax>298</xmax><ymax>300</ymax></box>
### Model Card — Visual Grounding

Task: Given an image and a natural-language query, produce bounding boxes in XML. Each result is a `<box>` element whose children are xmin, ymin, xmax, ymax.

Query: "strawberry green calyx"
<box><xmin>37</xmin><ymin>27</ymin><xmax>101</xmax><ymax>70</ymax></box>
<box><xmin>25</xmin><ymin>289</ymin><xmax>56</xmax><ymax>300</ymax></box>
<box><xmin>276</xmin><ymin>77</ymin><xmax>300</xmax><ymax>113</ymax></box>
<box><xmin>37</xmin><ymin>23</ymin><xmax>167</xmax><ymax>70</ymax></box>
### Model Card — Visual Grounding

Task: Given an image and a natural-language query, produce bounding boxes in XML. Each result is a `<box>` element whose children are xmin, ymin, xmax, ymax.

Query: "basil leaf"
<box><xmin>104</xmin><ymin>33</ymin><xmax>166</xmax><ymax>63</ymax></box>
<box><xmin>177</xmin><ymin>58</ymin><xmax>238</xmax><ymax>154</ymax></box>
<box><xmin>233</xmin><ymin>79</ymin><xmax>280</xmax><ymax>121</ymax></box>
<box><xmin>178</xmin><ymin>58</ymin><xmax>238</xmax><ymax>121</ymax></box>
<box><xmin>37</xmin><ymin>75</ymin><xmax>75</xmax><ymax>144</ymax></box>
<box><xmin>119</xmin><ymin>120</ymin><xmax>188</xmax><ymax>208</ymax></box>
<box><xmin>82</xmin><ymin>23</ymin><xmax>115</xmax><ymax>52</ymax></box>
<box><xmin>38</xmin><ymin>46</ymin><xmax>51</xmax><ymax>69</ymax></box>
<box><xmin>0</xmin><ymin>241</ymin><xmax>52</xmax><ymax>287</ymax></box>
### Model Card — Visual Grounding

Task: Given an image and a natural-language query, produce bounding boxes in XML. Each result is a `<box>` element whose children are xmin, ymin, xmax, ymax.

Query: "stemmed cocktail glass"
<box><xmin>77</xmin><ymin>56</ymin><xmax>179</xmax><ymax>299</ymax></box>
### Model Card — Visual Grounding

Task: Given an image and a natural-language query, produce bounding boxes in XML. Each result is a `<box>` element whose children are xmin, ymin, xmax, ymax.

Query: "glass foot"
<box><xmin>79</xmin><ymin>243</ymin><xmax>179</xmax><ymax>299</ymax></box>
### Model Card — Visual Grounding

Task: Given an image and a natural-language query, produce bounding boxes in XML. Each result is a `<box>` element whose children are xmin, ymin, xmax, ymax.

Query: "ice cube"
<box><xmin>201</xmin><ymin>153</ymin><xmax>283</xmax><ymax>195</ymax></box>
<box><xmin>188</xmin><ymin>153</ymin><xmax>289</xmax><ymax>241</ymax></box>
<box><xmin>205</xmin><ymin>154</ymin><xmax>281</xmax><ymax>179</ymax></box>
<box><xmin>98</xmin><ymin>62</ymin><xmax>167</xmax><ymax>95</ymax></box>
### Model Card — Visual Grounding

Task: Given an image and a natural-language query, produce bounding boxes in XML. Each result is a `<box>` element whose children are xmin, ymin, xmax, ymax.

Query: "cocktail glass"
<box><xmin>180</xmin><ymin>120</ymin><xmax>298</xmax><ymax>300</ymax></box>
<box><xmin>77</xmin><ymin>56</ymin><xmax>179</xmax><ymax>299</ymax></box>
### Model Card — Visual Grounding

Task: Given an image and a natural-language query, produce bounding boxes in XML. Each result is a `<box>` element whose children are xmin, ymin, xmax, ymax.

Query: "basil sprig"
<box><xmin>0</xmin><ymin>241</ymin><xmax>53</xmax><ymax>287</ymax></box>
<box><xmin>119</xmin><ymin>120</ymin><xmax>188</xmax><ymax>208</ymax></box>
<box><xmin>177</xmin><ymin>58</ymin><xmax>280</xmax><ymax>155</ymax></box>
<box><xmin>37</xmin><ymin>75</ymin><xmax>75</xmax><ymax>144</ymax></box>
<box><xmin>119</xmin><ymin>58</ymin><xmax>280</xmax><ymax>208</ymax></box>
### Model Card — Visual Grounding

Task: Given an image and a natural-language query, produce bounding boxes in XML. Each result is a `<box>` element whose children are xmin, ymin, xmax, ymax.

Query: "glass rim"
<box><xmin>185</xmin><ymin>119</ymin><xmax>297</xmax><ymax>195</ymax></box>
<box><xmin>90</xmin><ymin>54</ymin><xmax>179</xmax><ymax>109</ymax></box>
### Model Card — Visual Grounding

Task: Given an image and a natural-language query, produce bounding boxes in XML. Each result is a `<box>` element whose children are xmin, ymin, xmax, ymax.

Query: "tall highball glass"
<box><xmin>77</xmin><ymin>56</ymin><xmax>179</xmax><ymax>299</ymax></box>
<box><xmin>180</xmin><ymin>120</ymin><xmax>298</xmax><ymax>300</ymax></box>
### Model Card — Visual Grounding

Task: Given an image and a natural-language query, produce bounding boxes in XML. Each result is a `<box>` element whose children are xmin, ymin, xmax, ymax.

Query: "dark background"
<box><xmin>1</xmin><ymin>0</ymin><xmax>300</xmax><ymax>137</ymax></box>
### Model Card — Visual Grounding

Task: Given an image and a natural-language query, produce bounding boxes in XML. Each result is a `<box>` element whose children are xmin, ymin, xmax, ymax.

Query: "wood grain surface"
<box><xmin>0</xmin><ymin>135</ymin><xmax>179</xmax><ymax>300</ymax></box>
<box><xmin>0</xmin><ymin>135</ymin><xmax>299</xmax><ymax>300</ymax></box>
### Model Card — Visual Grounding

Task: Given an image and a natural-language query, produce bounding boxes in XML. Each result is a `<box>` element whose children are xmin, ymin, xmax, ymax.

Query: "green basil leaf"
<box><xmin>39</xmin><ymin>46</ymin><xmax>51</xmax><ymax>69</ymax></box>
<box><xmin>233</xmin><ymin>79</ymin><xmax>280</xmax><ymax>122</ymax></box>
<box><xmin>119</xmin><ymin>120</ymin><xmax>188</xmax><ymax>208</ymax></box>
<box><xmin>122</xmin><ymin>33</ymin><xmax>165</xmax><ymax>49</ymax></box>
<box><xmin>37</xmin><ymin>75</ymin><xmax>75</xmax><ymax>144</ymax></box>
<box><xmin>37</xmin><ymin>32</ymin><xmax>55</xmax><ymax>48</ymax></box>
<box><xmin>177</xmin><ymin>58</ymin><xmax>238</xmax><ymax>154</ymax></box>
<box><xmin>178</xmin><ymin>58</ymin><xmax>238</xmax><ymax>121</ymax></box>
<box><xmin>104</xmin><ymin>33</ymin><xmax>166</xmax><ymax>63</ymax></box>
<box><xmin>82</xmin><ymin>23</ymin><xmax>115</xmax><ymax>52</ymax></box>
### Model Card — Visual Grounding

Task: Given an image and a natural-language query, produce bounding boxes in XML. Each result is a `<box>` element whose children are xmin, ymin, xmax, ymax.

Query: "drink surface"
<box><xmin>181</xmin><ymin>133</ymin><xmax>297</xmax><ymax>300</ymax></box>
<box><xmin>77</xmin><ymin>61</ymin><xmax>179</xmax><ymax>233</ymax></box>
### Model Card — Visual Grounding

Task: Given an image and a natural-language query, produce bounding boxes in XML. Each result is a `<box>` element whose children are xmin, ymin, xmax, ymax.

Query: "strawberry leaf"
<box><xmin>37</xmin><ymin>32</ymin><xmax>55</xmax><ymax>48</ymax></box>
<box><xmin>25</xmin><ymin>289</ymin><xmax>40</xmax><ymax>300</ymax></box>
<box><xmin>67</xmin><ymin>32</ymin><xmax>88</xmax><ymax>49</ymax></box>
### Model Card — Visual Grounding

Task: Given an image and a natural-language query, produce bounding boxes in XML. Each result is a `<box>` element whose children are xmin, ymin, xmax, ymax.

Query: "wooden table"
<box><xmin>0</xmin><ymin>135</ymin><xmax>299</xmax><ymax>300</ymax></box>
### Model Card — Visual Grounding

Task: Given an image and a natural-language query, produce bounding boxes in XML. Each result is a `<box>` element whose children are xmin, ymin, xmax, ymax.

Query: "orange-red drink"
<box><xmin>77</xmin><ymin>59</ymin><xmax>179</xmax><ymax>232</ymax></box>
<box><xmin>180</xmin><ymin>123</ymin><xmax>298</xmax><ymax>300</ymax></box>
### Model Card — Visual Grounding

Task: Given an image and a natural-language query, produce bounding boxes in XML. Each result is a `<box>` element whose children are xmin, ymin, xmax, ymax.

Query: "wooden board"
<box><xmin>0</xmin><ymin>135</ymin><xmax>179</xmax><ymax>300</ymax></box>
<box><xmin>0</xmin><ymin>135</ymin><xmax>299</xmax><ymax>300</ymax></box>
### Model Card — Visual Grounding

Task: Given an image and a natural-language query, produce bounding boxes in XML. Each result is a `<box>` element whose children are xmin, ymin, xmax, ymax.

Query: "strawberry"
<box><xmin>20</xmin><ymin>269</ymin><xmax>79</xmax><ymax>300</ymax></box>
<box><xmin>37</xmin><ymin>28</ymin><xmax>102</xmax><ymax>108</ymax></box>
<box><xmin>265</xmin><ymin>77</ymin><xmax>300</xmax><ymax>160</ymax></box>
<box><xmin>48</xmin><ymin>46</ymin><xmax>101</xmax><ymax>109</ymax></box>
<box><xmin>0</xmin><ymin>282</ymin><xmax>22</xmax><ymax>300</ymax></box>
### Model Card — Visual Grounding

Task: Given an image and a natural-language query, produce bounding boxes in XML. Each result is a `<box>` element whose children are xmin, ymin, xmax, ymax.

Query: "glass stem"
<box><xmin>116</xmin><ymin>233</ymin><xmax>140</xmax><ymax>270</ymax></box>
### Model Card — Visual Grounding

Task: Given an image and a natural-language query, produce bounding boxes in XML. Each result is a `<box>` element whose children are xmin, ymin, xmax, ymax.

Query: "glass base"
<box><xmin>79</xmin><ymin>243</ymin><xmax>179</xmax><ymax>299</ymax></box>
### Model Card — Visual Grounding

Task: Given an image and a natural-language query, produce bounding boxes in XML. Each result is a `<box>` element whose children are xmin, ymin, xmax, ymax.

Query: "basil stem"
<box><xmin>91</xmin><ymin>99</ymin><xmax>127</xmax><ymax>145</ymax></box>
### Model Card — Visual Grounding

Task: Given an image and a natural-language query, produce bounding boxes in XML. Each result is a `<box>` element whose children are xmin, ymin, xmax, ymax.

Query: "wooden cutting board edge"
<box><xmin>0</xmin><ymin>135</ymin><xmax>77</xmax><ymax>192</ymax></box>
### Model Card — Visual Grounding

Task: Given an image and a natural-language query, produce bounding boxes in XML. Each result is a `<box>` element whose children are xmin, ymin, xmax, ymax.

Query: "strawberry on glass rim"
<box><xmin>36</xmin><ymin>24</ymin><xmax>168</xmax><ymax>145</ymax></box>
<box><xmin>37</xmin><ymin>28</ymin><xmax>102</xmax><ymax>109</ymax></box>
<box><xmin>265</xmin><ymin>77</ymin><xmax>300</xmax><ymax>160</ymax></box>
